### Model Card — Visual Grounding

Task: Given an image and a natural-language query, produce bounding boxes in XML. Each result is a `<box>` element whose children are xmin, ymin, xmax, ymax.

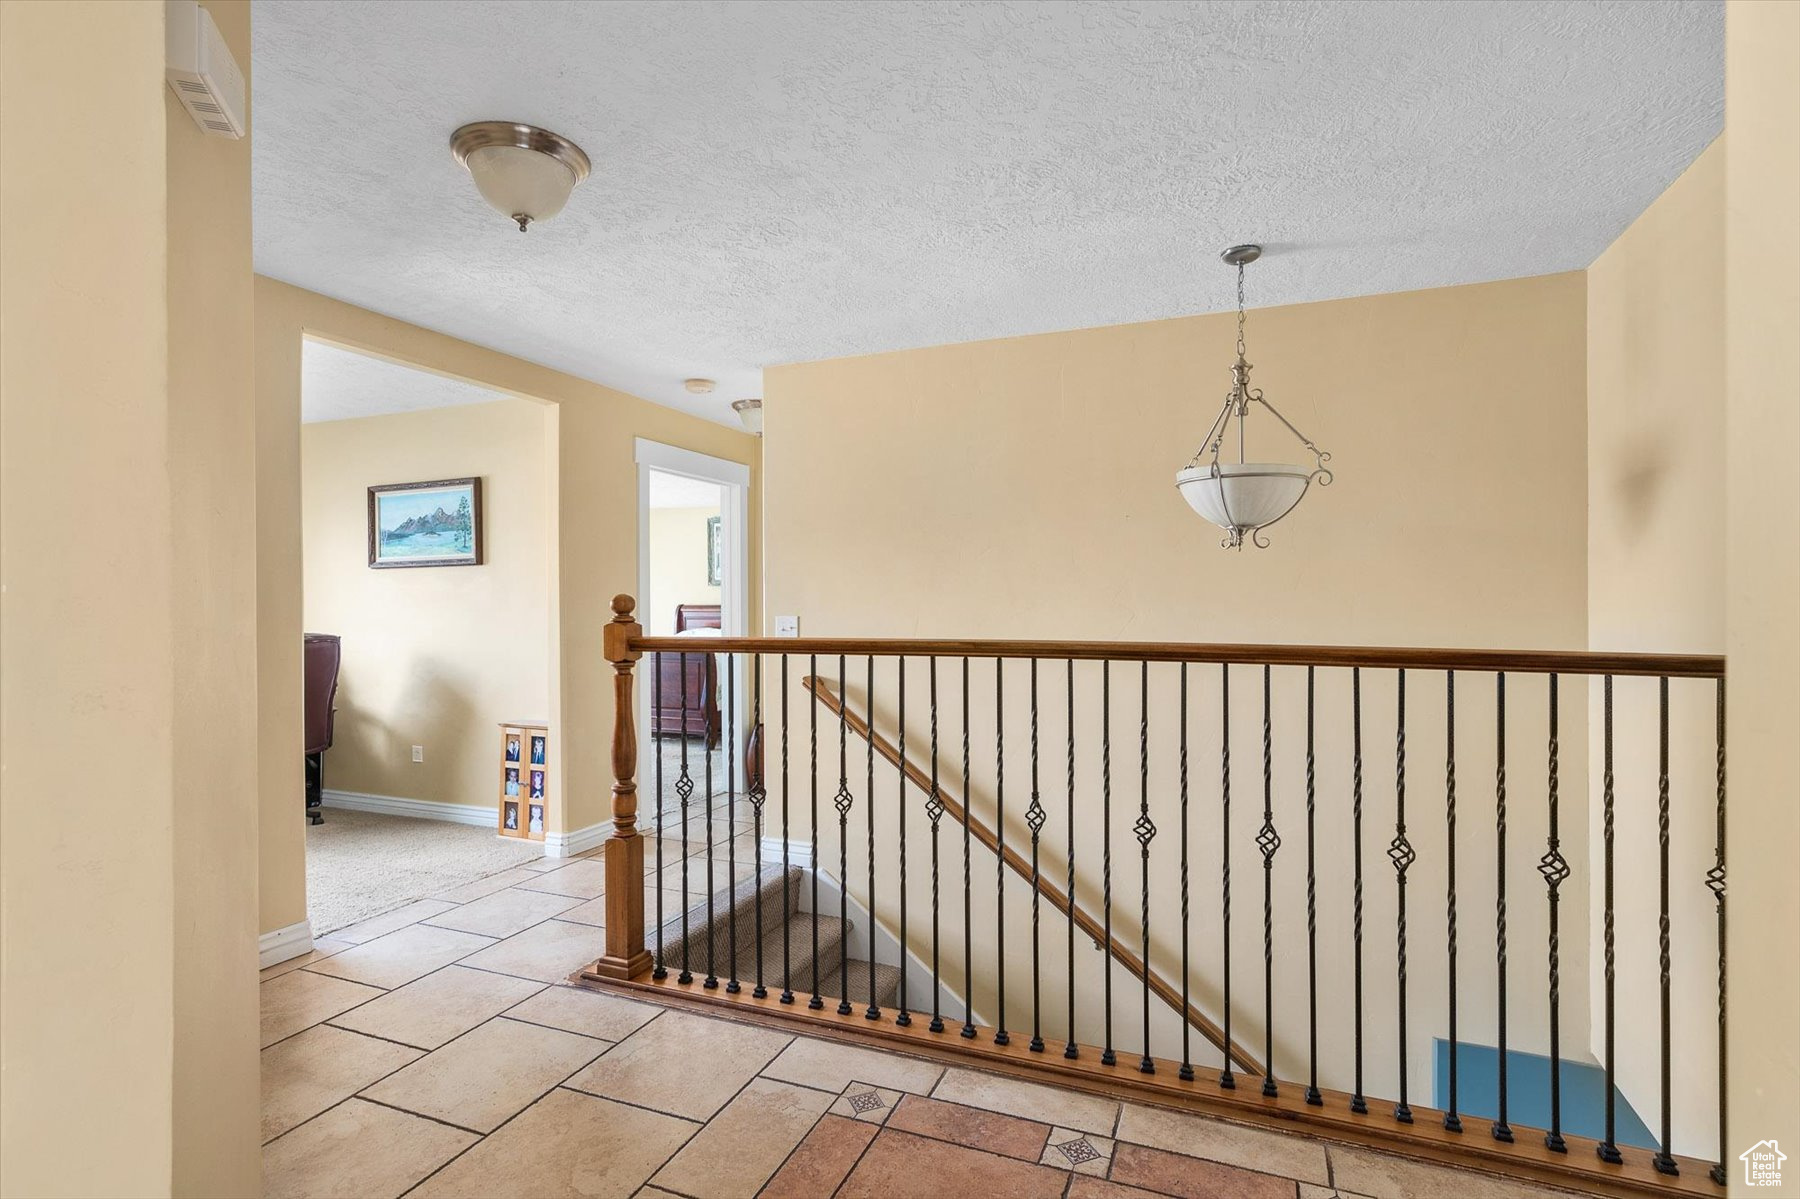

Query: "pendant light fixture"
<box><xmin>450</xmin><ymin>122</ymin><xmax>591</xmax><ymax>232</ymax></box>
<box><xmin>1175</xmin><ymin>245</ymin><xmax>1333</xmax><ymax>549</ymax></box>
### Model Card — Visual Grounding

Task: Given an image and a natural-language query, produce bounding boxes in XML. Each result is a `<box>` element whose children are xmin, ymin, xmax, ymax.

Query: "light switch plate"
<box><xmin>411</xmin><ymin>745</ymin><xmax>424</xmax><ymax>763</ymax></box>
<box><xmin>774</xmin><ymin>615</ymin><xmax>800</xmax><ymax>638</ymax></box>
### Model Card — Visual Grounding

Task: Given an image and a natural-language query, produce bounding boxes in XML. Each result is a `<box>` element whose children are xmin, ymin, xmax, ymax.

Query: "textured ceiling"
<box><xmin>253</xmin><ymin>0</ymin><xmax>1722</xmax><ymax>425</ymax></box>
<box><xmin>302</xmin><ymin>339</ymin><xmax>510</xmax><ymax>423</ymax></box>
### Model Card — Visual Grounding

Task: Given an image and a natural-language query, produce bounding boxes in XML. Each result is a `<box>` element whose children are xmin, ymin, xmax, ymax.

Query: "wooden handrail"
<box><xmin>635</xmin><ymin>635</ymin><xmax>1723</xmax><ymax>679</ymax></box>
<box><xmin>802</xmin><ymin>673</ymin><xmax>1263</xmax><ymax>1075</ymax></box>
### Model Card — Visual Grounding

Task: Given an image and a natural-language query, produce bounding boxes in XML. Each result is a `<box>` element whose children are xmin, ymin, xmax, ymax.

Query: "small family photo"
<box><xmin>506</xmin><ymin>736</ymin><xmax>521</xmax><ymax>762</ymax></box>
<box><xmin>529</xmin><ymin>770</ymin><xmax>545</xmax><ymax>799</ymax></box>
<box><xmin>530</xmin><ymin>736</ymin><xmax>546</xmax><ymax>764</ymax></box>
<box><xmin>504</xmin><ymin>767</ymin><xmax>520</xmax><ymax>796</ymax></box>
<box><xmin>502</xmin><ymin>802</ymin><xmax>518</xmax><ymax>831</ymax></box>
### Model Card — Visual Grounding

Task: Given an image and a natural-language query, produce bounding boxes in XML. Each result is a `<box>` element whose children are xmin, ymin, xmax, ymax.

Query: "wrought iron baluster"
<box><xmin>1305</xmin><ymin>665</ymin><xmax>1320</xmax><ymax>1105</ymax></box>
<box><xmin>749</xmin><ymin>655</ymin><xmax>767</xmax><ymax>998</ymax></box>
<box><xmin>726</xmin><ymin>654</ymin><xmax>739</xmax><ymax>993</ymax></box>
<box><xmin>1709</xmin><ymin>679</ymin><xmax>1727</xmax><ymax>1187</ymax></box>
<box><xmin>1101</xmin><ymin>659</ymin><xmax>1115</xmax><ymax>1066</ymax></box>
<box><xmin>1137</xmin><ymin>660</ymin><xmax>1157</xmax><ymax>1073</ymax></box>
<box><xmin>1065</xmin><ymin>659</ymin><xmax>1079</xmax><ymax>1060</ymax></box>
<box><xmin>1179</xmin><ymin>663</ymin><xmax>1193</xmax><ymax>1081</ymax></box>
<box><xmin>653</xmin><ymin>654</ymin><xmax>666</xmax><ymax>979</ymax></box>
<box><xmin>834</xmin><ymin>655</ymin><xmax>853</xmax><ymax>1014</ymax></box>
<box><xmin>1492</xmin><ymin>671</ymin><xmax>1512</xmax><ymax>1141</ymax></box>
<box><xmin>1028</xmin><ymin>659</ymin><xmax>1046</xmax><ymax>1052</ymax></box>
<box><xmin>809</xmin><ymin>653</ymin><xmax>822</xmax><ymax>1010</ymax></box>
<box><xmin>925</xmin><ymin>657</ymin><xmax>943</xmax><ymax>1029</ymax></box>
<box><xmin>1391</xmin><ymin>668</ymin><xmax>1414</xmax><ymax>1123</ymax></box>
<box><xmin>994</xmin><ymin>657</ymin><xmax>1007</xmax><ymax>1045</ymax></box>
<box><xmin>679</xmin><ymin>652</ymin><xmax>693</xmax><ymax>985</ymax></box>
<box><xmin>1598</xmin><ymin>675</ymin><xmax>1620</xmax><ymax>1163</ymax></box>
<box><xmin>1350</xmin><ymin>667</ymin><xmax>1366</xmax><ymax>1113</ymax></box>
<box><xmin>897</xmin><ymin>657</ymin><xmax>911</xmax><ymax>1027</ymax></box>
<box><xmin>1219</xmin><ymin>662</ymin><xmax>1235</xmax><ymax>1090</ymax></box>
<box><xmin>780</xmin><ymin>654</ymin><xmax>793</xmax><ymax>1004</ymax></box>
<box><xmin>1443</xmin><ymin>670</ymin><xmax>1460</xmax><ymax>1130</ymax></box>
<box><xmin>1653</xmin><ymin>677</ymin><xmax>1678</xmax><ymax>1176</ymax></box>
<box><xmin>867</xmin><ymin>655</ymin><xmax>882</xmax><ymax>1020</ymax></box>
<box><xmin>705</xmin><ymin>655</ymin><xmax>717</xmax><ymax>990</ymax></box>
<box><xmin>961</xmin><ymin>657</ymin><xmax>976</xmax><ymax>1040</ymax></box>
<box><xmin>1259</xmin><ymin>664</ymin><xmax>1280</xmax><ymax>1097</ymax></box>
<box><xmin>1540</xmin><ymin>674</ymin><xmax>1568</xmax><ymax>1151</ymax></box>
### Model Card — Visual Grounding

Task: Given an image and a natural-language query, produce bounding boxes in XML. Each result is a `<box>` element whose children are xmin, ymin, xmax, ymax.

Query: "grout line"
<box><xmin>353</xmin><ymin>1093</ymin><xmax>489</xmax><ymax>1137</ymax></box>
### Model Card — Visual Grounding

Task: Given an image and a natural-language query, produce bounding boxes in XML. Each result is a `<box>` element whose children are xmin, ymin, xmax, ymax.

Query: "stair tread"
<box><xmin>816</xmin><ymin>959</ymin><xmax>904</xmax><ymax>1009</ymax></box>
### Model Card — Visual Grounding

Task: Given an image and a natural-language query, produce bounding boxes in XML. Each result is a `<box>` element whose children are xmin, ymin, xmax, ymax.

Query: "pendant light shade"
<box><xmin>1175</xmin><ymin>245</ymin><xmax>1333</xmax><ymax>549</ymax></box>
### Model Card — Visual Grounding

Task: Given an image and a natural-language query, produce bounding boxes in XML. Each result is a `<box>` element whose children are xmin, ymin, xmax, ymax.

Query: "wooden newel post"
<box><xmin>587</xmin><ymin>594</ymin><xmax>654</xmax><ymax>980</ymax></box>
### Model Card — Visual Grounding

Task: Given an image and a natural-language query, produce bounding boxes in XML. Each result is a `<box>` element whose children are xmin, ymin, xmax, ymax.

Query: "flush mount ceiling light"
<box><xmin>731</xmin><ymin>398</ymin><xmax>763</xmax><ymax>435</ymax></box>
<box><xmin>450</xmin><ymin>121</ymin><xmax>590</xmax><ymax>232</ymax></box>
<box><xmin>684</xmin><ymin>378</ymin><xmax>717</xmax><ymax>394</ymax></box>
<box><xmin>1175</xmin><ymin>245</ymin><xmax>1333</xmax><ymax>549</ymax></box>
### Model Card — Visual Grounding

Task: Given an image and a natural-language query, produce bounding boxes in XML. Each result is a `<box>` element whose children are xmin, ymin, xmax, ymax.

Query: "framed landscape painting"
<box><xmin>368</xmin><ymin>477</ymin><xmax>483</xmax><ymax>568</ymax></box>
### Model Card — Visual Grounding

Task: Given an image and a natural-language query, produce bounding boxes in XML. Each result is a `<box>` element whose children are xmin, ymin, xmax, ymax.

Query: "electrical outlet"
<box><xmin>411</xmin><ymin>745</ymin><xmax>424</xmax><ymax>763</ymax></box>
<box><xmin>775</xmin><ymin>615</ymin><xmax>800</xmax><ymax>638</ymax></box>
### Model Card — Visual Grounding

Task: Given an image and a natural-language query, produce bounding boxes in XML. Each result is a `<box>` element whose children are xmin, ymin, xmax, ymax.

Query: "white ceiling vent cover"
<box><xmin>165</xmin><ymin>0</ymin><xmax>244</xmax><ymax>139</ymax></box>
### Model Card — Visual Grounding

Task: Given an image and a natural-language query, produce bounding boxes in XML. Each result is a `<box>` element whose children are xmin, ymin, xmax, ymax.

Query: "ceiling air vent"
<box><xmin>165</xmin><ymin>0</ymin><xmax>245</xmax><ymax>139</ymax></box>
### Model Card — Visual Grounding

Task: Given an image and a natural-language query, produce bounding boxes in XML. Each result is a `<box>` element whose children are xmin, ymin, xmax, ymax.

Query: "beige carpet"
<box><xmin>306</xmin><ymin>807</ymin><xmax>545</xmax><ymax>935</ymax></box>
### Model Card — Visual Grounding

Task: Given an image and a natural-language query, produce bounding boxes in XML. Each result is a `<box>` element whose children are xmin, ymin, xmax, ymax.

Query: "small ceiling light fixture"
<box><xmin>731</xmin><ymin>398</ymin><xmax>763</xmax><ymax>435</ymax></box>
<box><xmin>450</xmin><ymin>121</ymin><xmax>591</xmax><ymax>232</ymax></box>
<box><xmin>1175</xmin><ymin>245</ymin><xmax>1333</xmax><ymax>549</ymax></box>
<box><xmin>684</xmin><ymin>378</ymin><xmax>717</xmax><ymax>395</ymax></box>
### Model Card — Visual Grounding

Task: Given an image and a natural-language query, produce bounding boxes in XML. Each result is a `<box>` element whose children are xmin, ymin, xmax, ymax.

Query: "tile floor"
<box><xmin>263</xmin><ymin>836</ymin><xmax>1587</xmax><ymax>1199</ymax></box>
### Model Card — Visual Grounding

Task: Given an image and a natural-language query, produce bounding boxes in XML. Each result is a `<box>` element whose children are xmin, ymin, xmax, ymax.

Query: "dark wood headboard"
<box><xmin>675</xmin><ymin>603</ymin><xmax>722</xmax><ymax>633</ymax></box>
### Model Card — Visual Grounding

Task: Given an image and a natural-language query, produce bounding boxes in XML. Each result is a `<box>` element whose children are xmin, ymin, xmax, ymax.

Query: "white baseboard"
<box><xmin>321</xmin><ymin>788</ymin><xmax>494</xmax><ymax>827</ymax></box>
<box><xmin>259</xmin><ymin>919</ymin><xmax>314</xmax><ymax>969</ymax></box>
<box><xmin>546</xmin><ymin>821</ymin><xmax>613</xmax><ymax>858</ymax></box>
<box><xmin>760</xmin><ymin>835</ymin><xmax>815</xmax><ymax>869</ymax></box>
<box><xmin>322</xmin><ymin>788</ymin><xmax>608</xmax><ymax>858</ymax></box>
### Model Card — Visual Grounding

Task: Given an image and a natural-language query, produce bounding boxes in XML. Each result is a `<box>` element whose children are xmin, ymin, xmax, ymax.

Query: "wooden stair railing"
<box><xmin>580</xmin><ymin>594</ymin><xmax>1730</xmax><ymax>1199</ymax></box>
<box><xmin>800</xmin><ymin>671</ymin><xmax>1261</xmax><ymax>1076</ymax></box>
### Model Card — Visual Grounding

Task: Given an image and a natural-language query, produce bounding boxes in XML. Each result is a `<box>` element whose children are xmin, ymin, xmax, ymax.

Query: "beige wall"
<box><xmin>303</xmin><ymin>400</ymin><xmax>551</xmax><ymax>817</ymax></box>
<box><xmin>764</xmin><ymin>273</ymin><xmax>1593</xmax><ymax>1105</ymax></box>
<box><xmin>1</xmin><ymin>1</ymin><xmax>260</xmax><ymax>1194</ymax></box>
<box><xmin>1725</xmin><ymin>0</ymin><xmax>1800</xmax><ymax>1188</ymax></box>
<box><xmin>1585</xmin><ymin>139</ymin><xmax>1725</xmax><ymax>1156</ymax></box>
<box><xmin>648</xmin><ymin>505</ymin><xmax>723</xmax><ymax>635</ymax></box>
<box><xmin>257</xmin><ymin>278</ymin><xmax>761</xmax><ymax>937</ymax></box>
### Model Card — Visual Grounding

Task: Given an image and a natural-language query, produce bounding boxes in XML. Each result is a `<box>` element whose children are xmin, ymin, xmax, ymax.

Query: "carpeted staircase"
<box><xmin>652</xmin><ymin>862</ymin><xmax>902</xmax><ymax>1006</ymax></box>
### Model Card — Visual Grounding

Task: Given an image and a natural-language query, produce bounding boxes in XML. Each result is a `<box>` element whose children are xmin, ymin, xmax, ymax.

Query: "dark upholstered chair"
<box><xmin>303</xmin><ymin>633</ymin><xmax>341</xmax><ymax>825</ymax></box>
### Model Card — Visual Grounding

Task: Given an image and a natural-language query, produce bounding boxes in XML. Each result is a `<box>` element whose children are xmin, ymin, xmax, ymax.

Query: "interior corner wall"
<box><xmin>1724</xmin><ymin>0</ymin><xmax>1800</xmax><ymax>1183</ymax></box>
<box><xmin>1584</xmin><ymin>139</ymin><xmax>1725</xmax><ymax>1157</ymax></box>
<box><xmin>302</xmin><ymin>400</ymin><xmax>551</xmax><ymax>816</ymax></box>
<box><xmin>2</xmin><ymin>1</ymin><xmax>259</xmax><ymax>1194</ymax></box>
<box><xmin>256</xmin><ymin>278</ymin><xmax>762</xmax><ymax>939</ymax></box>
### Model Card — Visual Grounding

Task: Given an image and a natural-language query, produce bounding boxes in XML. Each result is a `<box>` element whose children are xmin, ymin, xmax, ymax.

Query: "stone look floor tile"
<box><xmin>457</xmin><ymin>918</ymin><xmax>607</xmax><ymax>983</ymax></box>
<box><xmin>760</xmin><ymin>1114</ymin><xmax>878</xmax><ymax>1199</ymax></box>
<box><xmin>260</xmin><ymin>937</ymin><xmax>355</xmax><ymax>981</ymax></box>
<box><xmin>430</xmin><ymin>866</ymin><xmax>548</xmax><ymax>904</ymax></box>
<box><xmin>827</xmin><ymin>1081</ymin><xmax>903</xmax><ymax>1125</ymax></box>
<box><xmin>504</xmin><ymin>984</ymin><xmax>660</xmax><ymax>1041</ymax></box>
<box><xmin>1039</xmin><ymin>1126</ymin><xmax>1115</xmax><ymax>1176</ymax></box>
<box><xmin>930</xmin><ymin>1066</ymin><xmax>1119</xmax><ymax>1136</ymax></box>
<box><xmin>362</xmin><ymin>1016</ymin><xmax>607</xmax><ymax>1134</ymax></box>
<box><xmin>261</xmin><ymin>1097</ymin><xmax>475</xmax><ymax>1199</ymax></box>
<box><xmin>306</xmin><ymin>924</ymin><xmax>496</xmax><ymax>990</ymax></box>
<box><xmin>410</xmin><ymin>1088</ymin><xmax>695</xmax><ymax>1199</ymax></box>
<box><xmin>516</xmin><ymin>854</ymin><xmax>565</xmax><ymax>872</ymax></box>
<box><xmin>649</xmin><ymin>1077</ymin><xmax>834</xmax><ymax>1198</ymax></box>
<box><xmin>1327</xmin><ymin>1144</ymin><xmax>1579</xmax><ymax>1199</ymax></box>
<box><xmin>886</xmin><ymin>1093</ymin><xmax>1052</xmax><ymax>1161</ymax></box>
<box><xmin>328</xmin><ymin>965</ymin><xmax>544</xmax><ymax>1050</ymax></box>
<box><xmin>551</xmin><ymin>894</ymin><xmax>609</xmax><ymax>926</ymax></box>
<box><xmin>565</xmin><ymin>1009</ymin><xmax>790</xmax><ymax>1121</ymax></box>
<box><xmin>838</xmin><ymin>1127</ymin><xmax>1069</xmax><ymax>1199</ymax></box>
<box><xmin>761</xmin><ymin>1034</ymin><xmax>945</xmax><ymax>1095</ymax></box>
<box><xmin>260</xmin><ymin>1025</ymin><xmax>422</xmax><ymax>1143</ymax></box>
<box><xmin>423</xmin><ymin>886</ymin><xmax>583</xmax><ymax>938</ymax></box>
<box><xmin>516</xmin><ymin>858</ymin><xmax>607</xmax><ymax>899</ymax></box>
<box><xmin>1067</xmin><ymin>1179</ymin><xmax>1166</xmax><ymax>1199</ymax></box>
<box><xmin>1109</xmin><ymin>1142</ymin><xmax>1299</xmax><ymax>1199</ymax></box>
<box><xmin>1114</xmin><ymin>1102</ymin><xmax>1331</xmax><ymax>1186</ymax></box>
<box><xmin>260</xmin><ymin>968</ymin><xmax>383</xmax><ymax>1047</ymax></box>
<box><xmin>331</xmin><ymin>898</ymin><xmax>459</xmax><ymax>944</ymax></box>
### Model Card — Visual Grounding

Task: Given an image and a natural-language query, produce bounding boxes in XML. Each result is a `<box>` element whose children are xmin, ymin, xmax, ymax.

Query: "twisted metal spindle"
<box><xmin>993</xmin><ymin>658</ymin><xmax>1007</xmax><ymax>1045</ymax></box>
<box><xmin>1391</xmin><ymin>668</ymin><xmax>1414</xmax><ymax>1123</ymax></box>
<box><xmin>679</xmin><ymin>653</ymin><xmax>693</xmax><ymax>985</ymax></box>
<box><xmin>897</xmin><ymin>657</ymin><xmax>911</xmax><ymax>1027</ymax></box>
<box><xmin>1709</xmin><ymin>679</ymin><xmax>1728</xmax><ymax>1187</ymax></box>
<box><xmin>780</xmin><ymin>654</ymin><xmax>793</xmax><ymax>1004</ymax></box>
<box><xmin>704</xmin><ymin>658</ymin><xmax>717</xmax><ymax>990</ymax></box>
<box><xmin>1493</xmin><ymin>671</ymin><xmax>1512</xmax><ymax>1141</ymax></box>
<box><xmin>1443</xmin><ymin>670</ymin><xmax>1460</xmax><ymax>1131</ymax></box>
<box><xmin>1598</xmin><ymin>675</ymin><xmax>1621</xmax><ymax>1164</ymax></box>
<box><xmin>749</xmin><ymin>655</ymin><xmax>767</xmax><ymax>998</ymax></box>
<box><xmin>1101</xmin><ymin>660</ymin><xmax>1115</xmax><ymax>1066</ymax></box>
<box><xmin>1065</xmin><ymin>659</ymin><xmax>1079</xmax><ymax>1060</ymax></box>
<box><xmin>961</xmin><ymin>657</ymin><xmax>976</xmax><ymax>1040</ymax></box>
<box><xmin>1220</xmin><ymin>662</ymin><xmax>1235</xmax><ymax>1091</ymax></box>
<box><xmin>653</xmin><ymin>654</ymin><xmax>666</xmax><ymax>980</ymax></box>
<box><xmin>1137</xmin><ymin>660</ymin><xmax>1157</xmax><ymax>1074</ymax></box>
<box><xmin>1350</xmin><ymin>667</ymin><xmax>1366</xmax><ymax>1114</ymax></box>
<box><xmin>726</xmin><ymin>653</ymin><xmax>739</xmax><ymax>993</ymax></box>
<box><xmin>925</xmin><ymin>657</ymin><xmax>943</xmax><ymax>1029</ymax></box>
<box><xmin>1304</xmin><ymin>665</ymin><xmax>1321</xmax><ymax>1105</ymax></box>
<box><xmin>1179</xmin><ymin>663</ymin><xmax>1193</xmax><ymax>1081</ymax></box>
<box><xmin>808</xmin><ymin>653</ymin><xmax>822</xmax><ymax>1010</ymax></box>
<box><xmin>1653</xmin><ymin>677</ymin><xmax>1678</xmax><ymax>1177</ymax></box>
<box><xmin>1541</xmin><ymin>674</ymin><xmax>1568</xmax><ymax>1152</ymax></box>
<box><xmin>834</xmin><ymin>655</ymin><xmax>853</xmax><ymax>1015</ymax></box>
<box><xmin>1028</xmin><ymin>658</ymin><xmax>1046</xmax><ymax>1052</ymax></box>
<box><xmin>867</xmin><ymin>655</ymin><xmax>881</xmax><ymax>1020</ymax></box>
<box><xmin>1259</xmin><ymin>664</ymin><xmax>1279</xmax><ymax>1097</ymax></box>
